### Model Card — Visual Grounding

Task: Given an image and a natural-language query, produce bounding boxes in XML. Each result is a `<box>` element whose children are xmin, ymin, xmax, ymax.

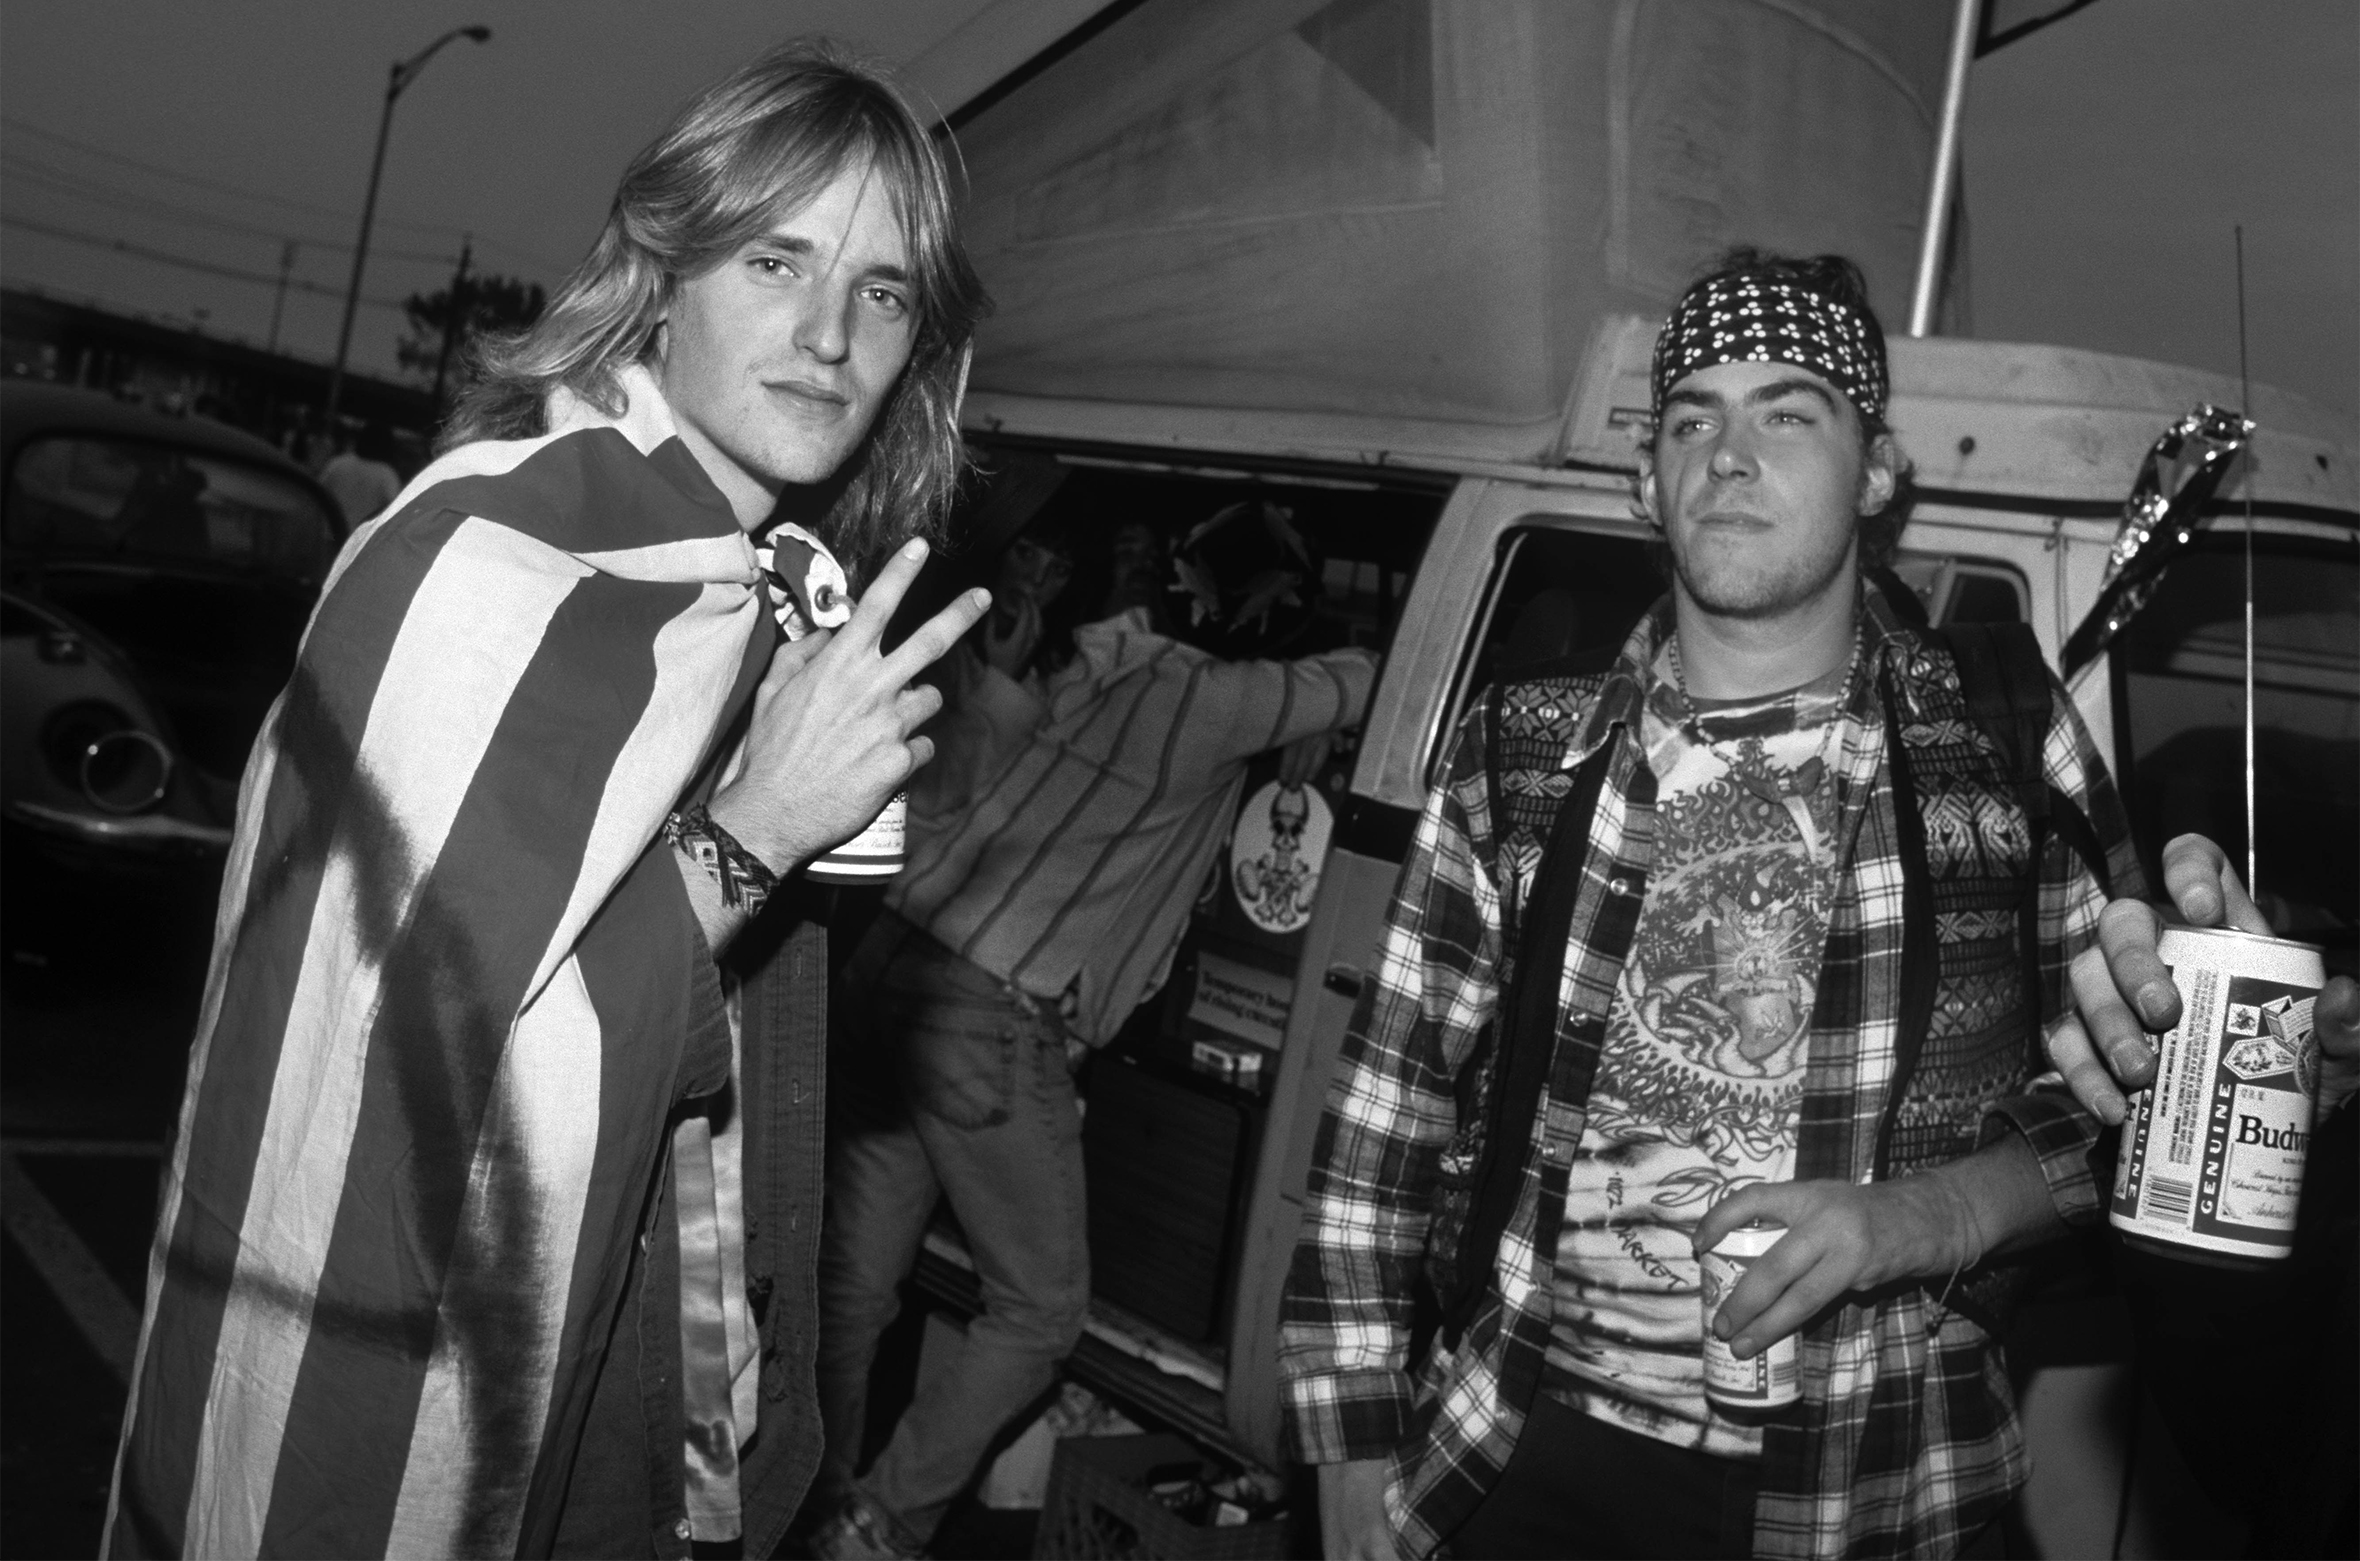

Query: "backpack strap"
<box><xmin>1880</xmin><ymin>622</ymin><xmax>2116</xmax><ymax>1191</ymax></box>
<box><xmin>1876</xmin><ymin>671</ymin><xmax>1939</xmax><ymax>1180</ymax></box>
<box><xmin>1934</xmin><ymin>620</ymin><xmax>2112</xmax><ymax>898</ymax></box>
<box><xmin>1442</xmin><ymin>726</ymin><xmax>1615</xmax><ymax>1346</ymax></box>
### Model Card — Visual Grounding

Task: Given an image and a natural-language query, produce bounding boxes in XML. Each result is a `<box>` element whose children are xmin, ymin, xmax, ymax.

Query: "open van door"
<box><xmin>1225</xmin><ymin>470</ymin><xmax>1657</xmax><ymax>1460</ymax></box>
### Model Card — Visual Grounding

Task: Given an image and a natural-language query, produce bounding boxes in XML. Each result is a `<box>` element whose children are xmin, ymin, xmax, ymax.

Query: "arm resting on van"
<box><xmin>1205</xmin><ymin>646</ymin><xmax>1379</xmax><ymax>763</ymax></box>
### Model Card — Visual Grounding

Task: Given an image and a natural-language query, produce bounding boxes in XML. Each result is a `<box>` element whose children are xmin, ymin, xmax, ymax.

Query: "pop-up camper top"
<box><xmin>906</xmin><ymin>0</ymin><xmax>2359</xmax><ymax>1513</ymax></box>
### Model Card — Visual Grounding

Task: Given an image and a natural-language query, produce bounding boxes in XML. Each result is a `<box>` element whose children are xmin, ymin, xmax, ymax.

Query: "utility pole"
<box><xmin>323</xmin><ymin>24</ymin><xmax>490</xmax><ymax>429</ymax></box>
<box><xmin>430</xmin><ymin>236</ymin><xmax>473</xmax><ymax>419</ymax></box>
<box><xmin>268</xmin><ymin>240</ymin><xmax>297</xmax><ymax>353</ymax></box>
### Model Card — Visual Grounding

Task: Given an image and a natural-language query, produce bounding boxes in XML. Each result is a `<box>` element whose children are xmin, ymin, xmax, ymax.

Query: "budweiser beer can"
<box><xmin>2109</xmin><ymin>926</ymin><xmax>2325</xmax><ymax>1266</ymax></box>
<box><xmin>1702</xmin><ymin>1220</ymin><xmax>1800</xmax><ymax>1413</ymax></box>
<box><xmin>805</xmin><ymin>791</ymin><xmax>907</xmax><ymax>884</ymax></box>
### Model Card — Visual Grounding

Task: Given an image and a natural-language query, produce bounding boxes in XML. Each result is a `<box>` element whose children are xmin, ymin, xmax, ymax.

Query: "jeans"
<box><xmin>815</xmin><ymin>914</ymin><xmax>1090</xmax><ymax>1546</ymax></box>
<box><xmin>1442</xmin><ymin>1394</ymin><xmax>2012</xmax><ymax>1560</ymax></box>
<box><xmin>1443</xmin><ymin>1395</ymin><xmax>1759</xmax><ymax>1560</ymax></box>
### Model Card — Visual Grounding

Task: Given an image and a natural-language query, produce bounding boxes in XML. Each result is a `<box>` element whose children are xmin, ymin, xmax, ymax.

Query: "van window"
<box><xmin>1885</xmin><ymin>554</ymin><xmax>2028</xmax><ymax>624</ymax></box>
<box><xmin>2114</xmin><ymin>536</ymin><xmax>2358</xmax><ymax>958</ymax></box>
<box><xmin>1007</xmin><ymin>459</ymin><xmax>1437</xmax><ymax>657</ymax></box>
<box><xmin>1424</xmin><ymin>524</ymin><xmax>1661</xmax><ymax>788</ymax></box>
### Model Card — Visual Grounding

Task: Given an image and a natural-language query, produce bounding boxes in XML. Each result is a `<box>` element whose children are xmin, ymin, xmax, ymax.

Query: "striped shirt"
<box><xmin>888</xmin><ymin>608</ymin><xmax>1374</xmax><ymax>1044</ymax></box>
<box><xmin>105</xmin><ymin>366</ymin><xmax>778</xmax><ymax>1558</ymax></box>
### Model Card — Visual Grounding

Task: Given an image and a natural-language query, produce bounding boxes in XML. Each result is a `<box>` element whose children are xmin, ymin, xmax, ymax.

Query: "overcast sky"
<box><xmin>1</xmin><ymin>1</ymin><xmax>2352</xmax><ymax>418</ymax></box>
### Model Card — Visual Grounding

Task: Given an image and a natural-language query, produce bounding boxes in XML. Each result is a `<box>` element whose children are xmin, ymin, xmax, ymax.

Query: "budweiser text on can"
<box><xmin>1702</xmin><ymin>1219</ymin><xmax>1799</xmax><ymax>1413</ymax></box>
<box><xmin>805</xmin><ymin>791</ymin><xmax>908</xmax><ymax>884</ymax></box>
<box><xmin>2109</xmin><ymin>926</ymin><xmax>2325</xmax><ymax>1266</ymax></box>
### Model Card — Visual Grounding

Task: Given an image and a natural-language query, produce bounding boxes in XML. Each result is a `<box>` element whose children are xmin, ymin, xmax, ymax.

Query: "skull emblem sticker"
<box><xmin>1230</xmin><ymin>779</ymin><xmax>1334</xmax><ymax>934</ymax></box>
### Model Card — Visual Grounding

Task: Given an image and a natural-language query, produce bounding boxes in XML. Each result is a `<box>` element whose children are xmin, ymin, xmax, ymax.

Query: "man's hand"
<box><xmin>1318</xmin><ymin>1459</ymin><xmax>1404</xmax><ymax>1561</ymax></box>
<box><xmin>980</xmin><ymin>589</ymin><xmax>1042</xmax><ymax>676</ymax></box>
<box><xmin>710</xmin><ymin>538</ymin><xmax>989</xmax><ymax>872</ymax></box>
<box><xmin>1278</xmin><ymin>728</ymin><xmax>1337</xmax><ymax>789</ymax></box>
<box><xmin>2049</xmin><ymin>832</ymin><xmax>2359</xmax><ymax>1125</ymax></box>
<box><xmin>1690</xmin><ymin>1178</ymin><xmax>1962</xmax><ymax>1360</ymax></box>
<box><xmin>1693</xmin><ymin>1133</ymin><xmax>2061</xmax><ymax>1359</ymax></box>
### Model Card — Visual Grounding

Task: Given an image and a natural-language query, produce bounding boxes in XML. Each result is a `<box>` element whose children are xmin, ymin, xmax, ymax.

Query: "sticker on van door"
<box><xmin>1230</xmin><ymin>780</ymin><xmax>1334</xmax><ymax>934</ymax></box>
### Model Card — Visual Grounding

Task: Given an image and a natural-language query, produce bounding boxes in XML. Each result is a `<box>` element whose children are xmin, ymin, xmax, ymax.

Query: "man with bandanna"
<box><xmin>1279</xmin><ymin>249</ymin><xmax>2359</xmax><ymax>1559</ymax></box>
<box><xmin>106</xmin><ymin>41</ymin><xmax>989</xmax><ymax>1559</ymax></box>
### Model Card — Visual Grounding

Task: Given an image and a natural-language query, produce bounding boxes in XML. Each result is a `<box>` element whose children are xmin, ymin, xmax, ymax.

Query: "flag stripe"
<box><xmin>520</xmin><ymin>845</ymin><xmax>709</xmax><ymax>1553</ymax></box>
<box><xmin>108</xmin><ymin>505</ymin><xmax>476</xmax><ymax>1559</ymax></box>
<box><xmin>387</xmin><ymin>951</ymin><xmax>607</xmax><ymax>1558</ymax></box>
<box><xmin>258</xmin><ymin>566</ymin><xmax>693</xmax><ymax>1556</ymax></box>
<box><xmin>110</xmin><ymin>368</ymin><xmax>775</xmax><ymax>1558</ymax></box>
<box><xmin>399</xmin><ymin>583</ymin><xmax>765</xmax><ymax>1553</ymax></box>
<box><xmin>535</xmin><ymin>582</ymin><xmax>770</xmax><ymax>1002</ymax></box>
<box><xmin>429</xmin><ymin>429</ymin><xmax>743</xmax><ymax>558</ymax></box>
<box><xmin>182</xmin><ymin>517</ymin><xmax>584</xmax><ymax>1557</ymax></box>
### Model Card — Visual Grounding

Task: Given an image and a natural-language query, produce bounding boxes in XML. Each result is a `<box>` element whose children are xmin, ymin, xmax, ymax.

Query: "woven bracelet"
<box><xmin>664</xmin><ymin>804</ymin><xmax>779</xmax><ymax>917</ymax></box>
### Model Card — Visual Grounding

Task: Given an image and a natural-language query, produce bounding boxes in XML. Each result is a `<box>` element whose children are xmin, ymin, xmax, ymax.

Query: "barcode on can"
<box><xmin>2142</xmin><ymin>1175</ymin><xmax>2194</xmax><ymax>1223</ymax></box>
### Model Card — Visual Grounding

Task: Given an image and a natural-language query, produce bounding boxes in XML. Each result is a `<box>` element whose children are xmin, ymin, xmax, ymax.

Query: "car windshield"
<box><xmin>6</xmin><ymin>434</ymin><xmax>337</xmax><ymax>581</ymax></box>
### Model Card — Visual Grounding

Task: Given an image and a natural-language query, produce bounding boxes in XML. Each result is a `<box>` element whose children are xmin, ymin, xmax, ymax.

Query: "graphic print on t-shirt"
<box><xmin>1545</xmin><ymin>645</ymin><xmax>1855</xmax><ymax>1456</ymax></box>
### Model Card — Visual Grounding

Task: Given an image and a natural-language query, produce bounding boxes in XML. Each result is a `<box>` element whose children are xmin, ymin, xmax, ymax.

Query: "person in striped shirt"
<box><xmin>105</xmin><ymin>41</ymin><xmax>993</xmax><ymax>1560</ymax></box>
<box><xmin>810</xmin><ymin>503</ymin><xmax>1377</xmax><ymax>1558</ymax></box>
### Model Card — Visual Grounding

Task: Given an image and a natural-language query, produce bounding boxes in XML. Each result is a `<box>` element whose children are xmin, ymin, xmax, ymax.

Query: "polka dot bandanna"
<box><xmin>1651</xmin><ymin>273</ymin><xmax>1889</xmax><ymax>421</ymax></box>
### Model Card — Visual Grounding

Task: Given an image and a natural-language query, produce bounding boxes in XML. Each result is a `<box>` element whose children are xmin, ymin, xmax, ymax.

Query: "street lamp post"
<box><xmin>323</xmin><ymin>24</ymin><xmax>490</xmax><ymax>430</ymax></box>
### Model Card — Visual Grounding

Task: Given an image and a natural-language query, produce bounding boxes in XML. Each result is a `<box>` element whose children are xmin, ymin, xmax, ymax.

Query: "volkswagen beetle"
<box><xmin>2</xmin><ymin>382</ymin><xmax>345</xmax><ymax>876</ymax></box>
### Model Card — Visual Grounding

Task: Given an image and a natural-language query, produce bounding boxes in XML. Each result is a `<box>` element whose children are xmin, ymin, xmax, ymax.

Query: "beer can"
<box><xmin>1702</xmin><ymin>1220</ymin><xmax>1799</xmax><ymax>1413</ymax></box>
<box><xmin>805</xmin><ymin>791</ymin><xmax>907</xmax><ymax>884</ymax></box>
<box><xmin>2109</xmin><ymin>926</ymin><xmax>2325</xmax><ymax>1266</ymax></box>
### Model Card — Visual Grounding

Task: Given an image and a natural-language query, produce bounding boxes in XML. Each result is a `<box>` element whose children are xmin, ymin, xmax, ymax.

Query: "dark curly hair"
<box><xmin>1640</xmin><ymin>247</ymin><xmax>1915</xmax><ymax>571</ymax></box>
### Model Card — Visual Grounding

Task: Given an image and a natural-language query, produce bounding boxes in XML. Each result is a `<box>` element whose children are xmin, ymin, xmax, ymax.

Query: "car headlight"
<box><xmin>40</xmin><ymin>700</ymin><xmax>174</xmax><ymax>814</ymax></box>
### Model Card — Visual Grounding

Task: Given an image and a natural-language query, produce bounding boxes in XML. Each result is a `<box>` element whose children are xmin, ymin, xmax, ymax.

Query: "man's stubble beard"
<box><xmin>1667</xmin><ymin>522</ymin><xmax>1857</xmax><ymax>622</ymax></box>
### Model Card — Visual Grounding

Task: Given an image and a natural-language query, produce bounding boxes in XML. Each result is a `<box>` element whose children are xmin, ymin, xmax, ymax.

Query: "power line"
<box><xmin>2</xmin><ymin>152</ymin><xmax>460</xmax><ymax>267</ymax></box>
<box><xmin>0</xmin><ymin>214</ymin><xmax>410</xmax><ymax>312</ymax></box>
<box><xmin>0</xmin><ymin>113</ymin><xmax>567</xmax><ymax>274</ymax></box>
<box><xmin>1</xmin><ymin>113</ymin><xmax>467</xmax><ymax>240</ymax></box>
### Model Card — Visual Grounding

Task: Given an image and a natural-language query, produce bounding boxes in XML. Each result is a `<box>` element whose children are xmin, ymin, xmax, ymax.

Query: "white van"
<box><xmin>903</xmin><ymin>0</ymin><xmax>2360</xmax><ymax>1535</ymax></box>
<box><xmin>918</xmin><ymin>320</ymin><xmax>2358</xmax><ymax>1475</ymax></box>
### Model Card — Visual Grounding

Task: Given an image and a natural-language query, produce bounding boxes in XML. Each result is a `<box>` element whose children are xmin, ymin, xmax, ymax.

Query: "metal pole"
<box><xmin>267</xmin><ymin>239</ymin><xmax>297</xmax><ymax>353</ymax></box>
<box><xmin>2235</xmin><ymin>226</ymin><xmax>2257</xmax><ymax>902</ymax></box>
<box><xmin>430</xmin><ymin>236</ymin><xmax>473</xmax><ymax>419</ymax></box>
<box><xmin>1907</xmin><ymin>0</ymin><xmax>1982</xmax><ymax>338</ymax></box>
<box><xmin>322</xmin><ymin>26</ymin><xmax>489</xmax><ymax>429</ymax></box>
<box><xmin>324</xmin><ymin>73</ymin><xmax>398</xmax><ymax>429</ymax></box>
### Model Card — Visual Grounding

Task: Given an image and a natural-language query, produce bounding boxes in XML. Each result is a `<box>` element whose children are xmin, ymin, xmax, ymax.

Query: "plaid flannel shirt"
<box><xmin>1279</xmin><ymin>595</ymin><xmax>2144</xmax><ymax>1559</ymax></box>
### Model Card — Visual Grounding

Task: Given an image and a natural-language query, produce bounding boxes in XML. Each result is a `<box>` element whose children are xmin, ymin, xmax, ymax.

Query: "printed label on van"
<box><xmin>1189</xmin><ymin>950</ymin><xmax>1294</xmax><ymax>1049</ymax></box>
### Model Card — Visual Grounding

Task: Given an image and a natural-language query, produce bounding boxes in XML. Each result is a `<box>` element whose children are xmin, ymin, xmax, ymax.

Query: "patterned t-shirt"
<box><xmin>1541</xmin><ymin>639</ymin><xmax>1857</xmax><ymax>1457</ymax></box>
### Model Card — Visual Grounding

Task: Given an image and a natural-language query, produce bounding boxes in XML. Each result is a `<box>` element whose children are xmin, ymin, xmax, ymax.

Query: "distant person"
<box><xmin>316</xmin><ymin>422</ymin><xmax>401</xmax><ymax>526</ymax></box>
<box><xmin>810</xmin><ymin>503</ymin><xmax>1376</xmax><ymax>1559</ymax></box>
<box><xmin>105</xmin><ymin>40</ymin><xmax>991</xmax><ymax>1559</ymax></box>
<box><xmin>114</xmin><ymin>453</ymin><xmax>211</xmax><ymax>557</ymax></box>
<box><xmin>898</xmin><ymin>459</ymin><xmax>1083</xmax><ymax>861</ymax></box>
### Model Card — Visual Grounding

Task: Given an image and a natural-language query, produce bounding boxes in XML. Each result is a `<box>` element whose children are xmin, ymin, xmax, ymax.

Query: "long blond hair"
<box><xmin>446</xmin><ymin>38</ymin><xmax>988</xmax><ymax>565</ymax></box>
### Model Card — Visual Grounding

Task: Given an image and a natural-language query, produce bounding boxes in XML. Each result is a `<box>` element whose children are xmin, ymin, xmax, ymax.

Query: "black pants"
<box><xmin>1442</xmin><ymin>1395</ymin><xmax>1759</xmax><ymax>1560</ymax></box>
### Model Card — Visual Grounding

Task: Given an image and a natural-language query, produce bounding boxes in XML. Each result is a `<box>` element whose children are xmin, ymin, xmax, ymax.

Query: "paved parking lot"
<box><xmin>2</xmin><ymin>851</ymin><xmax>209</xmax><ymax>1557</ymax></box>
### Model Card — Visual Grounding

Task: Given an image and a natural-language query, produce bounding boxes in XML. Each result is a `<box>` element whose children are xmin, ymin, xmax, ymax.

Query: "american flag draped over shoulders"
<box><xmin>106</xmin><ymin>365</ymin><xmax>774</xmax><ymax>1558</ymax></box>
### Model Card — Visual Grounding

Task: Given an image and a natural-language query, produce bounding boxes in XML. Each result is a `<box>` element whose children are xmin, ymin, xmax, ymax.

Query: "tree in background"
<box><xmin>398</xmin><ymin>271</ymin><xmax>546</xmax><ymax>409</ymax></box>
